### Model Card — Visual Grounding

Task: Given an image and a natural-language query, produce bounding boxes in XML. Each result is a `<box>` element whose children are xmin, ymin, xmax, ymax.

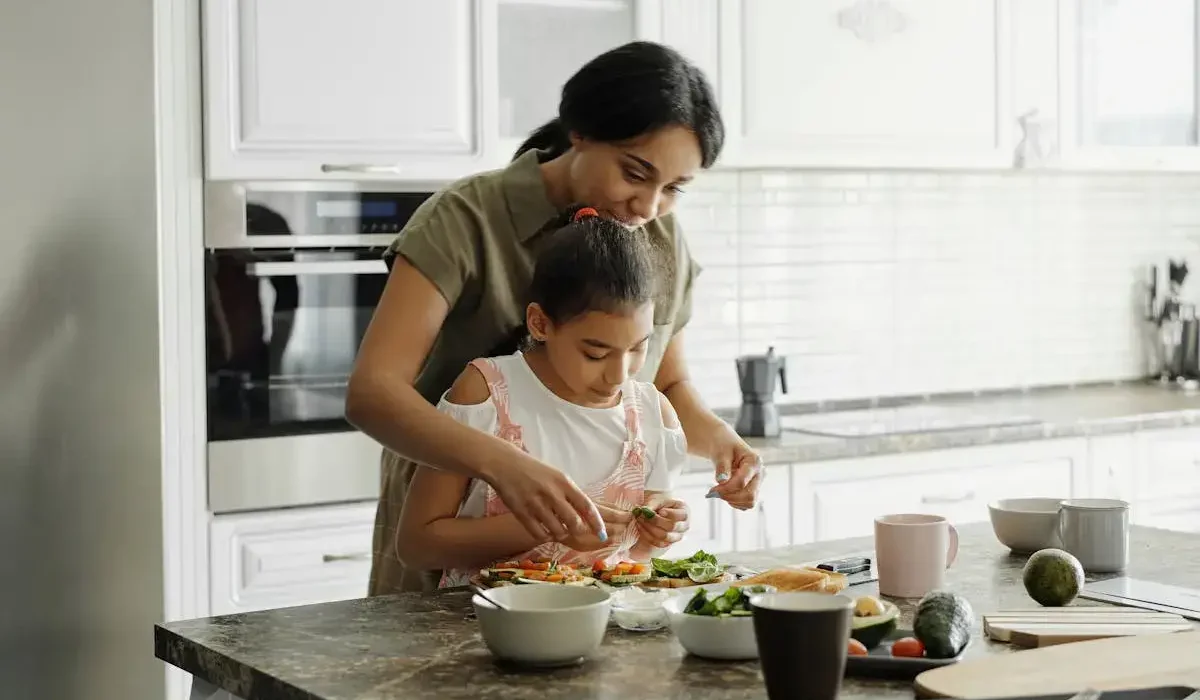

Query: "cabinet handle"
<box><xmin>319</xmin><ymin>163</ymin><xmax>403</xmax><ymax>175</ymax></box>
<box><xmin>322</xmin><ymin>552</ymin><xmax>371</xmax><ymax>563</ymax></box>
<box><xmin>921</xmin><ymin>491</ymin><xmax>976</xmax><ymax>505</ymax></box>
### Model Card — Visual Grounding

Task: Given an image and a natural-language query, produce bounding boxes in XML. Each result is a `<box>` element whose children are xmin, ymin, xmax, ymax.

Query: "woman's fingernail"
<box><xmin>705</xmin><ymin>491</ymin><xmax>720</xmax><ymax>499</ymax></box>
<box><xmin>598</xmin><ymin>529</ymin><xmax>608</xmax><ymax>542</ymax></box>
<box><xmin>716</xmin><ymin>472</ymin><xmax>729</xmax><ymax>482</ymax></box>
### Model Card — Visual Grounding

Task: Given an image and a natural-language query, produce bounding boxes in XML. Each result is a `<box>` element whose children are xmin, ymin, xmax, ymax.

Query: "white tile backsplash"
<box><xmin>676</xmin><ymin>169</ymin><xmax>1200</xmax><ymax>410</ymax></box>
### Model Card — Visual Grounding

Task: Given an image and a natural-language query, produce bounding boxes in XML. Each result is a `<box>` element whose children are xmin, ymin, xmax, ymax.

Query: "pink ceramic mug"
<box><xmin>874</xmin><ymin>513</ymin><xmax>959</xmax><ymax>598</ymax></box>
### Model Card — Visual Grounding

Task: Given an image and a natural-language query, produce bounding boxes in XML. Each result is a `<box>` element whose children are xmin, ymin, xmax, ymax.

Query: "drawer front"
<box><xmin>210</xmin><ymin>502</ymin><xmax>377</xmax><ymax>615</ymax></box>
<box><xmin>811</xmin><ymin>458</ymin><xmax>1074</xmax><ymax>542</ymax></box>
<box><xmin>1135</xmin><ymin>429</ymin><xmax>1200</xmax><ymax>503</ymax></box>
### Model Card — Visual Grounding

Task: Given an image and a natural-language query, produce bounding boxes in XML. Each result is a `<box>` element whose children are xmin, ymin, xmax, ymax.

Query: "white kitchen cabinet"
<box><xmin>202</xmin><ymin>0</ymin><xmax>487</xmax><ymax>180</ymax></box>
<box><xmin>673</xmin><ymin>467</ymin><xmax>736</xmax><ymax>554</ymax></box>
<box><xmin>1126</xmin><ymin>427</ymin><xmax>1200</xmax><ymax>531</ymax></box>
<box><xmin>209</xmin><ymin>502</ymin><xmax>376</xmax><ymax>615</ymax></box>
<box><xmin>1057</xmin><ymin>0</ymin><xmax>1200</xmax><ymax>171</ymax></box>
<box><xmin>731</xmin><ymin>463</ymin><xmax>794</xmax><ymax>551</ymax></box>
<box><xmin>791</xmin><ymin>438</ymin><xmax>1087</xmax><ymax>543</ymax></box>
<box><xmin>707</xmin><ymin>0</ymin><xmax>1057</xmax><ymax>170</ymax></box>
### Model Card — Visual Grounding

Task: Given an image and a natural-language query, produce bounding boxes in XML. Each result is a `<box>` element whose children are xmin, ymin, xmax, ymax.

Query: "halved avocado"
<box><xmin>850</xmin><ymin>598</ymin><xmax>900</xmax><ymax>649</ymax></box>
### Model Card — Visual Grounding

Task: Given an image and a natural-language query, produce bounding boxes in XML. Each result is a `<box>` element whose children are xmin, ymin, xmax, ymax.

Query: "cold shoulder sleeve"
<box><xmin>435</xmin><ymin>390</ymin><xmax>499</xmax><ymax>436</ymax></box>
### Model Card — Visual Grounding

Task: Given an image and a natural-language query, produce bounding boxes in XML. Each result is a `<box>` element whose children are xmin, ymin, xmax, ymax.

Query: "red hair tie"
<box><xmin>572</xmin><ymin>207</ymin><xmax>600</xmax><ymax>222</ymax></box>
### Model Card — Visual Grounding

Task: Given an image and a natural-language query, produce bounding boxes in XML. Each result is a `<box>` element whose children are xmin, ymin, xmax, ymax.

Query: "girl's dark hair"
<box><xmin>513</xmin><ymin>41</ymin><xmax>724</xmax><ymax>168</ymax></box>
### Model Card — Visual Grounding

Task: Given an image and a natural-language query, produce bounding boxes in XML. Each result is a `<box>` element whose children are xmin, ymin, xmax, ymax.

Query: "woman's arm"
<box><xmin>653</xmin><ymin>332</ymin><xmax>735</xmax><ymax>459</ymax></box>
<box><xmin>346</xmin><ymin>258</ymin><xmax>604</xmax><ymax>540</ymax></box>
<box><xmin>394</xmin><ymin>366</ymin><xmax>547</xmax><ymax>571</ymax></box>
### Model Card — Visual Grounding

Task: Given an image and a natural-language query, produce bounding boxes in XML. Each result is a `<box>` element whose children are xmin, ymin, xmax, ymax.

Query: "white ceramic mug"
<box><xmin>1058</xmin><ymin>498</ymin><xmax>1129</xmax><ymax>573</ymax></box>
<box><xmin>874</xmin><ymin>514</ymin><xmax>959</xmax><ymax>598</ymax></box>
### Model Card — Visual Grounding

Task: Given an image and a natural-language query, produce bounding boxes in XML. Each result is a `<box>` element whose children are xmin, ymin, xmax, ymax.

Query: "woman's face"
<box><xmin>567</xmin><ymin>125</ymin><xmax>703</xmax><ymax>228</ymax></box>
<box><xmin>528</xmin><ymin>301</ymin><xmax>656</xmax><ymax>408</ymax></box>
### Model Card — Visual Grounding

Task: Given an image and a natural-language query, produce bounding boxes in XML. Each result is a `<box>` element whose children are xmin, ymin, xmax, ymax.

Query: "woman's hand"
<box><xmin>561</xmin><ymin>503</ymin><xmax>633</xmax><ymax>552</ymax></box>
<box><xmin>704</xmin><ymin>425</ymin><xmax>763</xmax><ymax>511</ymax></box>
<box><xmin>634</xmin><ymin>498</ymin><xmax>691</xmax><ymax>549</ymax></box>
<box><xmin>487</xmin><ymin>452</ymin><xmax>609</xmax><ymax>544</ymax></box>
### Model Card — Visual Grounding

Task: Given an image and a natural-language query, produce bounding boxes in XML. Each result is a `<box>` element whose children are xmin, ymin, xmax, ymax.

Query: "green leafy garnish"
<box><xmin>651</xmin><ymin>550</ymin><xmax>723</xmax><ymax>582</ymax></box>
<box><xmin>683</xmin><ymin>585</ymin><xmax>771</xmax><ymax>617</ymax></box>
<box><xmin>632</xmin><ymin>506</ymin><xmax>656</xmax><ymax>520</ymax></box>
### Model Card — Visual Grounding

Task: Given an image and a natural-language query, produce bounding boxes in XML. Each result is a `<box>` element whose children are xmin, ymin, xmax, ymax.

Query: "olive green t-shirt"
<box><xmin>367</xmin><ymin>148</ymin><xmax>701</xmax><ymax>595</ymax></box>
<box><xmin>385</xmin><ymin>147</ymin><xmax>702</xmax><ymax>404</ymax></box>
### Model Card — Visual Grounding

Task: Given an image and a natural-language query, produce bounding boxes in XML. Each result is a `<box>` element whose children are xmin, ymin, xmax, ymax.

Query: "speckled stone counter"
<box><xmin>716</xmin><ymin>382</ymin><xmax>1200</xmax><ymax>468</ymax></box>
<box><xmin>155</xmin><ymin>524</ymin><xmax>1200</xmax><ymax>700</ymax></box>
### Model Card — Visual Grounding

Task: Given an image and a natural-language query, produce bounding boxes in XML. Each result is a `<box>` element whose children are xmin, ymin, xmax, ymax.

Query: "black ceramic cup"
<box><xmin>749</xmin><ymin>591</ymin><xmax>855</xmax><ymax>700</ymax></box>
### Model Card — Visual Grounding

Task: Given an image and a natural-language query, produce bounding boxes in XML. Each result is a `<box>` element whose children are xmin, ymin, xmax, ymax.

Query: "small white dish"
<box><xmin>472</xmin><ymin>583</ymin><xmax>612</xmax><ymax>667</ymax></box>
<box><xmin>988</xmin><ymin>497</ymin><xmax>1065</xmax><ymax>553</ymax></box>
<box><xmin>610</xmin><ymin>587</ymin><xmax>672</xmax><ymax>631</ymax></box>
<box><xmin>660</xmin><ymin>583</ymin><xmax>776</xmax><ymax>661</ymax></box>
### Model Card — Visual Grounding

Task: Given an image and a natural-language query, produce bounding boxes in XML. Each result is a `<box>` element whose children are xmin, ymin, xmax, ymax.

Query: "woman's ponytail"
<box><xmin>513</xmin><ymin>118</ymin><xmax>571</xmax><ymax>161</ymax></box>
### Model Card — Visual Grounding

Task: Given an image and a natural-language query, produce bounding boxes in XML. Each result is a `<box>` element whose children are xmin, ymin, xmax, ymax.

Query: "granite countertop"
<box><xmin>156</xmin><ymin>524</ymin><xmax>1200</xmax><ymax>700</ymax></box>
<box><xmin>720</xmin><ymin>381</ymin><xmax>1200</xmax><ymax>468</ymax></box>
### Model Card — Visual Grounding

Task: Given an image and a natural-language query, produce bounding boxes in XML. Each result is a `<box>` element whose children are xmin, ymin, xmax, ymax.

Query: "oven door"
<box><xmin>205</xmin><ymin>248</ymin><xmax>388</xmax><ymax>513</ymax></box>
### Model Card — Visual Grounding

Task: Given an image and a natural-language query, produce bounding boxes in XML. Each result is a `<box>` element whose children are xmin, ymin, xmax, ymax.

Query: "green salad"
<box><xmin>652</xmin><ymin>550</ymin><xmax>725</xmax><ymax>583</ymax></box>
<box><xmin>683</xmin><ymin>585</ymin><xmax>771</xmax><ymax>617</ymax></box>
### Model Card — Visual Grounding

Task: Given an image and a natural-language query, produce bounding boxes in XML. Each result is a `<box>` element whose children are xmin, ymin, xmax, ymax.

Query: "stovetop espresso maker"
<box><xmin>734</xmin><ymin>346</ymin><xmax>788</xmax><ymax>438</ymax></box>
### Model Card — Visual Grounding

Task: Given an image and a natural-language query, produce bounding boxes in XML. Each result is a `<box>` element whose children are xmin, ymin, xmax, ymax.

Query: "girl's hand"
<box><xmin>561</xmin><ymin>503</ymin><xmax>633</xmax><ymax>552</ymax></box>
<box><xmin>634</xmin><ymin>498</ymin><xmax>690</xmax><ymax>549</ymax></box>
<box><xmin>704</xmin><ymin>426</ymin><xmax>763</xmax><ymax>511</ymax></box>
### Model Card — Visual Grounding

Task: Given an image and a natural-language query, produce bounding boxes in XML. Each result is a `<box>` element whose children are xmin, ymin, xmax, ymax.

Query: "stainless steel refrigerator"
<box><xmin>0</xmin><ymin>0</ymin><xmax>171</xmax><ymax>697</ymax></box>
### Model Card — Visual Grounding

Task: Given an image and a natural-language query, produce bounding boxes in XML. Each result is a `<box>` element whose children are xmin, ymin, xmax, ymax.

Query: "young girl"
<box><xmin>394</xmin><ymin>205</ymin><xmax>690</xmax><ymax>587</ymax></box>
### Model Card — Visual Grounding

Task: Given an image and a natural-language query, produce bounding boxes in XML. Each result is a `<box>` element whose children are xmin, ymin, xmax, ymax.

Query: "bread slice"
<box><xmin>731</xmin><ymin>566</ymin><xmax>848</xmax><ymax>593</ymax></box>
<box><xmin>641</xmin><ymin>571</ymin><xmax>734</xmax><ymax>588</ymax></box>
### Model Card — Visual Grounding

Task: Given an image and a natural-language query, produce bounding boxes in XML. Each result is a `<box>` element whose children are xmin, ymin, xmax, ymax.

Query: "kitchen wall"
<box><xmin>676</xmin><ymin>169</ymin><xmax>1200</xmax><ymax>410</ymax></box>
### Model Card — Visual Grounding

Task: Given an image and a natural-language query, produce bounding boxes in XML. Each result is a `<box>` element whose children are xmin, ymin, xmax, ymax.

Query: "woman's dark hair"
<box><xmin>513</xmin><ymin>41</ymin><xmax>724</xmax><ymax>168</ymax></box>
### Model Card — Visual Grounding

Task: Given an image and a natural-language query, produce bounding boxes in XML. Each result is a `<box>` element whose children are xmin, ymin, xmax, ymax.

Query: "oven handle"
<box><xmin>320</xmin><ymin>163</ymin><xmax>403</xmax><ymax>175</ymax></box>
<box><xmin>245</xmin><ymin>260</ymin><xmax>389</xmax><ymax>277</ymax></box>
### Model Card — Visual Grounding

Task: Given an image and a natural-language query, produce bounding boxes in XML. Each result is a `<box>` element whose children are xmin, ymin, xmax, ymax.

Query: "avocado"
<box><xmin>850</xmin><ymin>596</ymin><xmax>900</xmax><ymax>649</ymax></box>
<box><xmin>1022</xmin><ymin>548</ymin><xmax>1085</xmax><ymax>607</ymax></box>
<box><xmin>913</xmin><ymin>590</ymin><xmax>974</xmax><ymax>659</ymax></box>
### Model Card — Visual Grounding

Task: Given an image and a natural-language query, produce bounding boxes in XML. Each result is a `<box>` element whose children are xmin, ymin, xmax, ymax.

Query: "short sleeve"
<box><xmin>383</xmin><ymin>191</ymin><xmax>482</xmax><ymax>308</ymax></box>
<box><xmin>643</xmin><ymin>385</ymin><xmax>688</xmax><ymax>492</ymax></box>
<box><xmin>668</xmin><ymin>217</ymin><xmax>703</xmax><ymax>334</ymax></box>
<box><xmin>435</xmin><ymin>391</ymin><xmax>499</xmax><ymax>436</ymax></box>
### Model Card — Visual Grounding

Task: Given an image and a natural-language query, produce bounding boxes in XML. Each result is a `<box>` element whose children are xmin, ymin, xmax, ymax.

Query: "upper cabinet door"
<box><xmin>1059</xmin><ymin>0</ymin><xmax>1200</xmax><ymax>170</ymax></box>
<box><xmin>484</xmin><ymin>0</ymin><xmax>654</xmax><ymax>170</ymax></box>
<box><xmin>716</xmin><ymin>0</ymin><xmax>1020</xmax><ymax>169</ymax></box>
<box><xmin>203</xmin><ymin>0</ymin><xmax>484</xmax><ymax>180</ymax></box>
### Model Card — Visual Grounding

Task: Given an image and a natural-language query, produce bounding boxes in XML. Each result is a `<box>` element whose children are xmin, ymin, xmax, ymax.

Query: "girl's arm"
<box><xmin>346</xmin><ymin>256</ymin><xmax>604</xmax><ymax>541</ymax></box>
<box><xmin>631</xmin><ymin>390</ymin><xmax>691</xmax><ymax>560</ymax></box>
<box><xmin>394</xmin><ymin>364</ymin><xmax>548</xmax><ymax>571</ymax></box>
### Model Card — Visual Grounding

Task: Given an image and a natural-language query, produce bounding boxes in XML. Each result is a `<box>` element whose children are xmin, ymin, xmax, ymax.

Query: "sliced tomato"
<box><xmin>545</xmin><ymin>574</ymin><xmax>564</xmax><ymax>582</ymax></box>
<box><xmin>629</xmin><ymin>563</ymin><xmax>646</xmax><ymax>575</ymax></box>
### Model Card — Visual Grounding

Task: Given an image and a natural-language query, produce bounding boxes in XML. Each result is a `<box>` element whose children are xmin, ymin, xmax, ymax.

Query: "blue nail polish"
<box><xmin>599</xmin><ymin>529</ymin><xmax>608</xmax><ymax>542</ymax></box>
<box><xmin>705</xmin><ymin>491</ymin><xmax>720</xmax><ymax>499</ymax></box>
<box><xmin>717</xmin><ymin>473</ymin><xmax>729</xmax><ymax>482</ymax></box>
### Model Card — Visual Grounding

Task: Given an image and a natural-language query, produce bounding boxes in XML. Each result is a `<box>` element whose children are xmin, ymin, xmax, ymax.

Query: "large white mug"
<box><xmin>1058</xmin><ymin>498</ymin><xmax>1129</xmax><ymax>573</ymax></box>
<box><xmin>874</xmin><ymin>514</ymin><xmax>959</xmax><ymax>598</ymax></box>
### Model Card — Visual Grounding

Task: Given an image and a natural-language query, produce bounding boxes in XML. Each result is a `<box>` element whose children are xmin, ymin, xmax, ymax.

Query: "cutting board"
<box><xmin>914</xmin><ymin>629</ymin><xmax>1200</xmax><ymax>699</ymax></box>
<box><xmin>984</xmin><ymin>607</ymin><xmax>1194</xmax><ymax>648</ymax></box>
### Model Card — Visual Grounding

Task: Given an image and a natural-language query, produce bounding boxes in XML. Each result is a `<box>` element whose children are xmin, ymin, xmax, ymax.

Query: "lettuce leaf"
<box><xmin>651</xmin><ymin>550</ymin><xmax>721</xmax><ymax>580</ymax></box>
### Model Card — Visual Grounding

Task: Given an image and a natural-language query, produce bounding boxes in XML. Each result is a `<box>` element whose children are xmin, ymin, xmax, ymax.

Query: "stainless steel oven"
<box><xmin>204</xmin><ymin>182</ymin><xmax>436</xmax><ymax>513</ymax></box>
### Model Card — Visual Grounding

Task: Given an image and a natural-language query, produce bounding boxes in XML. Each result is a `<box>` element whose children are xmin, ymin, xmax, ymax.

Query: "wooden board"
<box><xmin>914</xmin><ymin>630</ymin><xmax>1200</xmax><ymax>699</ymax></box>
<box><xmin>984</xmin><ymin>607</ymin><xmax>1194</xmax><ymax>648</ymax></box>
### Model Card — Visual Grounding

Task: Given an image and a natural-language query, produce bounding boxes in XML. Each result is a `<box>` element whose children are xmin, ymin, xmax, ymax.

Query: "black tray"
<box><xmin>965</xmin><ymin>687</ymin><xmax>1197</xmax><ymax>700</ymax></box>
<box><xmin>844</xmin><ymin>628</ymin><xmax>967</xmax><ymax>681</ymax></box>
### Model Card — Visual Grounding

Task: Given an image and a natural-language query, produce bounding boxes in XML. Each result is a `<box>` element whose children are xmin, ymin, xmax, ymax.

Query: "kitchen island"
<box><xmin>157</xmin><ymin>523</ymin><xmax>1200</xmax><ymax>700</ymax></box>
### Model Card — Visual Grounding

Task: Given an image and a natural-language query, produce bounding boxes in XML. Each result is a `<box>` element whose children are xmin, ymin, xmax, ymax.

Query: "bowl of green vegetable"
<box><xmin>661</xmin><ymin>583</ymin><xmax>775</xmax><ymax>660</ymax></box>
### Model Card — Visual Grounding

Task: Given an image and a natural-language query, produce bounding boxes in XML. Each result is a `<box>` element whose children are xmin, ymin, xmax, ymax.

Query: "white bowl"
<box><xmin>661</xmin><ymin>583</ymin><xmax>776</xmax><ymax>660</ymax></box>
<box><xmin>610</xmin><ymin>586</ymin><xmax>672</xmax><ymax>631</ymax></box>
<box><xmin>988</xmin><ymin>498</ymin><xmax>1064</xmax><ymax>553</ymax></box>
<box><xmin>472</xmin><ymin>584</ymin><xmax>612</xmax><ymax>667</ymax></box>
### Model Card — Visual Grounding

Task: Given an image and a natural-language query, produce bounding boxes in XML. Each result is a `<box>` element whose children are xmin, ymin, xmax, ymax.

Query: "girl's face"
<box><xmin>566</xmin><ymin>125</ymin><xmax>703</xmax><ymax>229</ymax></box>
<box><xmin>527</xmin><ymin>301</ymin><xmax>656</xmax><ymax>408</ymax></box>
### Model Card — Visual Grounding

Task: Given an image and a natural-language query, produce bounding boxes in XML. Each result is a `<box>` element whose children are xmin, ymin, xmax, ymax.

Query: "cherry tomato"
<box><xmin>890</xmin><ymin>637</ymin><xmax>925</xmax><ymax>658</ymax></box>
<box><xmin>847</xmin><ymin>639</ymin><xmax>869</xmax><ymax>656</ymax></box>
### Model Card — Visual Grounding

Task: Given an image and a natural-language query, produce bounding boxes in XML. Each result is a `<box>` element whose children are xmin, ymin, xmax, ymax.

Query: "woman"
<box><xmin>346</xmin><ymin>40</ymin><xmax>763</xmax><ymax>595</ymax></box>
